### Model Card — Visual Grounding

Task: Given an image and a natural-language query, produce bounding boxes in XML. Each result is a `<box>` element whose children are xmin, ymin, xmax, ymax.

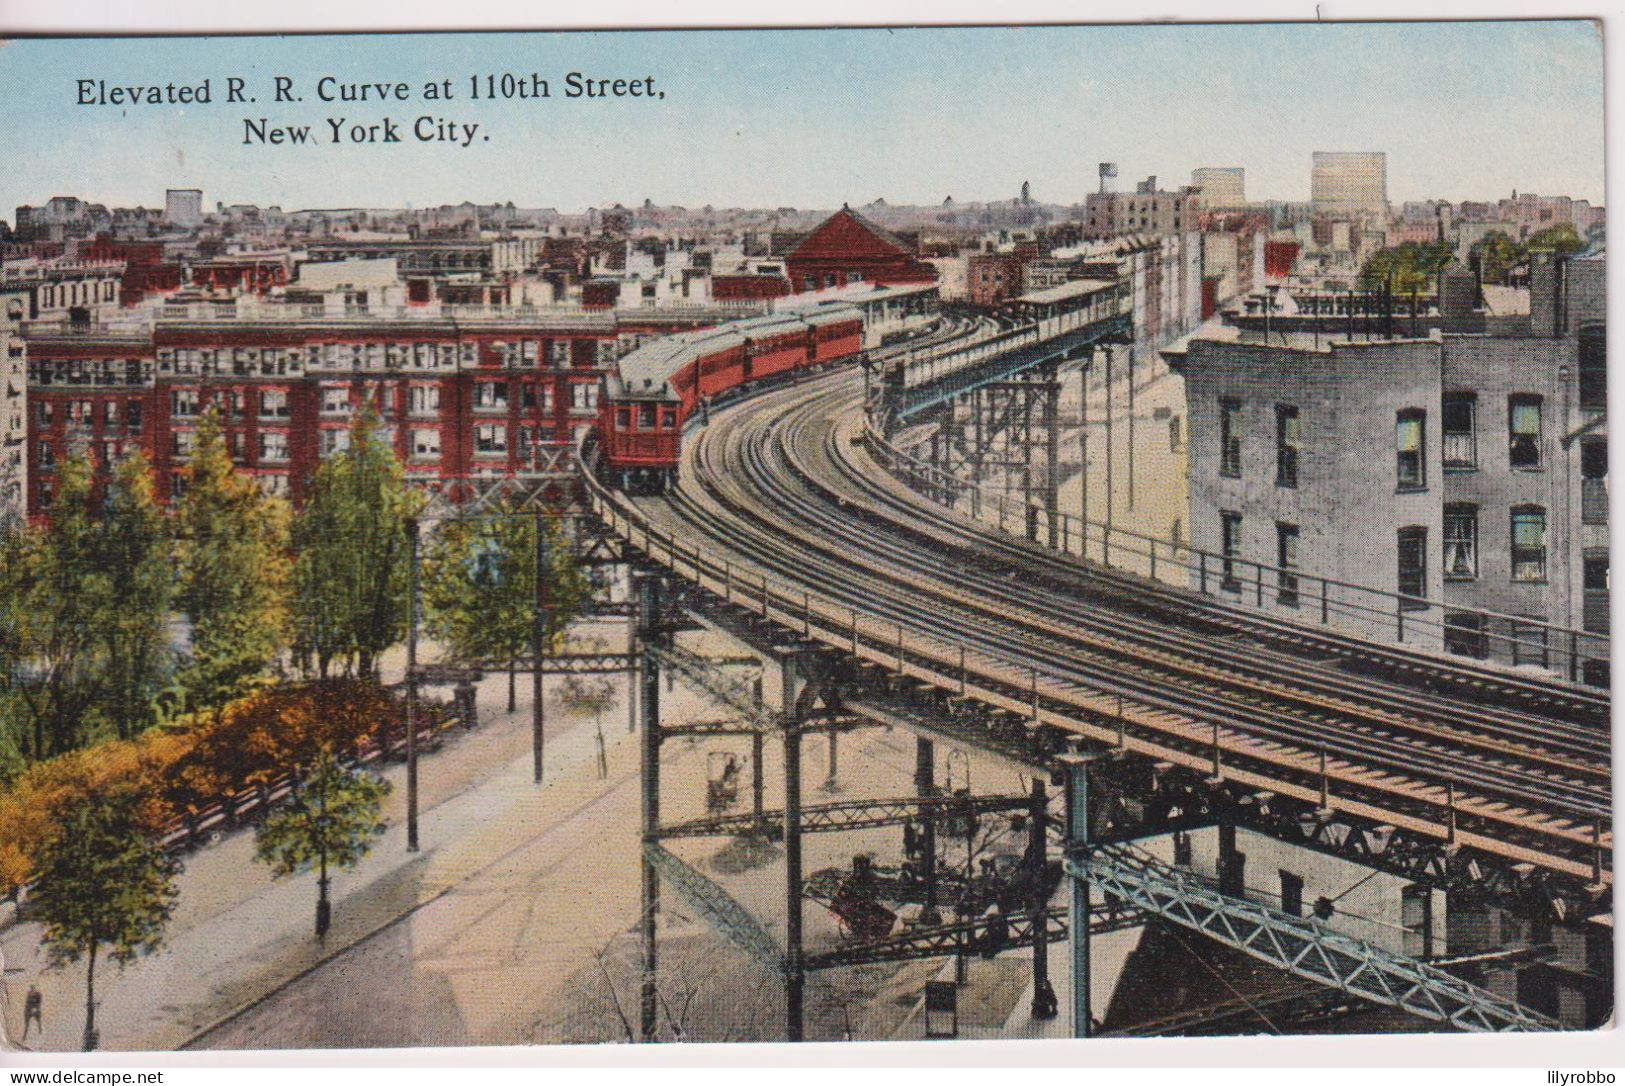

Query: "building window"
<box><xmin>1584</xmin><ymin>549</ymin><xmax>1609</xmax><ymax>636</ymax></box>
<box><xmin>318</xmin><ymin>429</ymin><xmax>350</xmax><ymax>458</ymax></box>
<box><xmin>1220</xmin><ymin>511</ymin><xmax>1242</xmax><ymax>590</ymax></box>
<box><xmin>475</xmin><ymin>424</ymin><xmax>507</xmax><ymax>454</ymax></box>
<box><xmin>1581</xmin><ymin>439</ymin><xmax>1608</xmax><ymax>525</ymax></box>
<box><xmin>259</xmin><ymin>432</ymin><xmax>288</xmax><ymax>462</ymax></box>
<box><xmin>260</xmin><ymin>389</ymin><xmax>289</xmax><ymax>419</ymax></box>
<box><xmin>1579</xmin><ymin>324</ymin><xmax>1606</xmax><ymax>411</ymax></box>
<box><xmin>1443</xmin><ymin>504</ymin><xmax>1478</xmax><ymax>580</ymax></box>
<box><xmin>1172</xmin><ymin>832</ymin><xmax>1192</xmax><ymax>867</ymax></box>
<box><xmin>1442</xmin><ymin>392</ymin><xmax>1476</xmax><ymax>471</ymax></box>
<box><xmin>475</xmin><ymin>381</ymin><xmax>508</xmax><ymax>411</ymax></box>
<box><xmin>1511</xmin><ymin>620</ymin><xmax>1549</xmax><ymax>669</ymax></box>
<box><xmin>321</xmin><ymin>387</ymin><xmax>351</xmax><ymax>415</ymax></box>
<box><xmin>411</xmin><ymin>428</ymin><xmax>441</xmax><ymax>460</ymax></box>
<box><xmin>1444</xmin><ymin>613</ymin><xmax>1488</xmax><ymax>660</ymax></box>
<box><xmin>125</xmin><ymin>401</ymin><xmax>142</xmax><ymax>430</ymax></box>
<box><xmin>1395</xmin><ymin>409</ymin><xmax>1426</xmax><ymax>491</ymax></box>
<box><xmin>171</xmin><ymin>388</ymin><xmax>198</xmax><ymax>417</ymax></box>
<box><xmin>1510</xmin><ymin>505</ymin><xmax>1547</xmax><ymax>582</ymax></box>
<box><xmin>1276</xmin><ymin>522</ymin><xmax>1299</xmax><ymax>607</ymax></box>
<box><xmin>1508</xmin><ymin>395</ymin><xmax>1542</xmax><ymax>469</ymax></box>
<box><xmin>1274</xmin><ymin>405</ymin><xmax>1299</xmax><ymax>488</ymax></box>
<box><xmin>1279</xmin><ymin>871</ymin><xmax>1305</xmax><ymax>918</ymax></box>
<box><xmin>1219</xmin><ymin>399</ymin><xmax>1242</xmax><ymax>478</ymax></box>
<box><xmin>1397</xmin><ymin>526</ymin><xmax>1427</xmax><ymax>608</ymax></box>
<box><xmin>409</xmin><ymin>384</ymin><xmax>441</xmax><ymax>416</ymax></box>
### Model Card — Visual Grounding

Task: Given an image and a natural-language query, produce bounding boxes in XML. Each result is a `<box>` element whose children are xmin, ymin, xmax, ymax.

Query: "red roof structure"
<box><xmin>784</xmin><ymin>206</ymin><xmax>937</xmax><ymax>292</ymax></box>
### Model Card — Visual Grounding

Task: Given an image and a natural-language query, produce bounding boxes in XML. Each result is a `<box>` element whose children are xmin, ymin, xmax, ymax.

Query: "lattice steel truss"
<box><xmin>656</xmin><ymin>794</ymin><xmax>1032</xmax><ymax>840</ymax></box>
<box><xmin>1076</xmin><ymin>845</ymin><xmax>1561</xmax><ymax>1033</ymax></box>
<box><xmin>643</xmin><ymin>842</ymin><xmax>787</xmax><ymax>976</ymax></box>
<box><xmin>649</xmin><ymin>643</ymin><xmax>780</xmax><ymax>732</ymax></box>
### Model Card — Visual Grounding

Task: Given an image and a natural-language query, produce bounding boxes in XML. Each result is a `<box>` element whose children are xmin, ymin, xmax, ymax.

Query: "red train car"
<box><xmin>594</xmin><ymin>306</ymin><xmax>863</xmax><ymax>493</ymax></box>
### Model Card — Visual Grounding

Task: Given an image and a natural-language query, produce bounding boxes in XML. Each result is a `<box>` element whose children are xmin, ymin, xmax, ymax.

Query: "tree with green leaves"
<box><xmin>173</xmin><ymin>409</ymin><xmax>292</xmax><ymax>712</ymax></box>
<box><xmin>94</xmin><ymin>452</ymin><xmax>176</xmax><ymax>741</ymax></box>
<box><xmin>1469</xmin><ymin>230</ymin><xmax>1525</xmax><ymax>286</ymax></box>
<box><xmin>254</xmin><ymin>751</ymin><xmax>390</xmax><ymax>941</ymax></box>
<box><xmin>8</xmin><ymin>450</ymin><xmax>108</xmax><ymax>760</ymax></box>
<box><xmin>1359</xmin><ymin>240</ymin><xmax>1454</xmax><ymax>294</ymax></box>
<box><xmin>293</xmin><ymin>409</ymin><xmax>422</xmax><ymax>680</ymax></box>
<box><xmin>1525</xmin><ymin>222</ymin><xmax>1585</xmax><ymax>256</ymax></box>
<box><xmin>31</xmin><ymin>786</ymin><xmax>181</xmax><ymax>1050</ymax></box>
<box><xmin>420</xmin><ymin>508</ymin><xmax>588</xmax><ymax>710</ymax></box>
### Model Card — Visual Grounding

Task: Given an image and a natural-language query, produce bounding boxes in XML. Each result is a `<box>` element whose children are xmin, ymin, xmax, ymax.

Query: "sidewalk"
<box><xmin>0</xmin><ymin>621</ymin><xmax>671</xmax><ymax>1053</ymax></box>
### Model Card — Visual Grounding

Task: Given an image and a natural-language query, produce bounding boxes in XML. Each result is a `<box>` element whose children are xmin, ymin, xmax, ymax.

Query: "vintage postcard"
<box><xmin>0</xmin><ymin>16</ymin><xmax>1610</xmax><ymax>1061</ymax></box>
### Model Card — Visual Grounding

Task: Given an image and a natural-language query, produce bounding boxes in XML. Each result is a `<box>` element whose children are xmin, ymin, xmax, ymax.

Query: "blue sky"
<box><xmin>0</xmin><ymin>21</ymin><xmax>1604</xmax><ymax>216</ymax></box>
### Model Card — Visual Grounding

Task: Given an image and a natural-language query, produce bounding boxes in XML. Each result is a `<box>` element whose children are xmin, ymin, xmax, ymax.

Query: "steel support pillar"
<box><xmin>532</xmin><ymin>511</ymin><xmax>548</xmax><ymax>784</ymax></box>
<box><xmin>1029</xmin><ymin>777</ymin><xmax>1057</xmax><ymax>1018</ymax></box>
<box><xmin>1044</xmin><ymin>368</ymin><xmax>1060</xmax><ymax>550</ymax></box>
<box><xmin>916</xmin><ymin>736</ymin><xmax>940</xmax><ymax>925</ymax></box>
<box><xmin>626</xmin><ymin>583</ymin><xmax>639</xmax><ymax>734</ymax></box>
<box><xmin>638</xmin><ymin>576</ymin><xmax>663</xmax><ymax>1043</ymax></box>
<box><xmin>405</xmin><ymin>518</ymin><xmax>420</xmax><ymax>853</ymax></box>
<box><xmin>781</xmin><ymin>651</ymin><xmax>808</xmax><ymax>1042</ymax></box>
<box><xmin>1061</xmin><ymin>753</ymin><xmax>1093</xmax><ymax>1039</ymax></box>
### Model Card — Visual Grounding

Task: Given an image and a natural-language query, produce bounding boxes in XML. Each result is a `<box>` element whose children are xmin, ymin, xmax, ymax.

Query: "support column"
<box><xmin>915</xmin><ymin>736</ymin><xmax>940</xmax><ymax>925</ymax></box>
<box><xmin>626</xmin><ymin>575</ymin><xmax>639</xmax><ymax>733</ymax></box>
<box><xmin>1044</xmin><ymin>367</ymin><xmax>1060</xmax><ymax>551</ymax></box>
<box><xmin>823</xmin><ymin>730</ymin><xmax>840</xmax><ymax>793</ymax></box>
<box><xmin>532</xmin><ymin>511</ymin><xmax>548</xmax><ymax>785</ymax></box>
<box><xmin>638</xmin><ymin>576</ymin><xmax>663</xmax><ymax>1043</ymax></box>
<box><xmin>1103</xmin><ymin>347</ymin><xmax>1114</xmax><ymax>546</ymax></box>
<box><xmin>1028</xmin><ymin>777</ymin><xmax>1057</xmax><ymax>1019</ymax></box>
<box><xmin>781</xmin><ymin>651</ymin><xmax>807</xmax><ymax>1043</ymax></box>
<box><xmin>752</xmin><ymin>730</ymin><xmax>765</xmax><ymax>820</ymax></box>
<box><xmin>1079</xmin><ymin>360</ymin><xmax>1089</xmax><ymax>536</ymax></box>
<box><xmin>1061</xmin><ymin>753</ymin><xmax>1093</xmax><ymax>1039</ymax></box>
<box><xmin>405</xmin><ymin>518</ymin><xmax>420</xmax><ymax>853</ymax></box>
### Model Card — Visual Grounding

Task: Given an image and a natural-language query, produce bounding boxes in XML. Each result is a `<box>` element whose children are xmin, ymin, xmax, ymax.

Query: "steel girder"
<box><xmin>643</xmin><ymin>842</ymin><xmax>787</xmax><ymax>976</ymax></box>
<box><xmin>1074</xmin><ymin>845</ymin><xmax>1560</xmax><ymax>1033</ymax></box>
<box><xmin>649</xmin><ymin>642</ymin><xmax>782</xmax><ymax>732</ymax></box>
<box><xmin>656</xmin><ymin>793</ymin><xmax>1032</xmax><ymax>840</ymax></box>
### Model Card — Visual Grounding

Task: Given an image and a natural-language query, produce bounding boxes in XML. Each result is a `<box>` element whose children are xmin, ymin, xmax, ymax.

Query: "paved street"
<box><xmin>0</xmin><ymin>619</ymin><xmax>658</xmax><ymax>1052</ymax></box>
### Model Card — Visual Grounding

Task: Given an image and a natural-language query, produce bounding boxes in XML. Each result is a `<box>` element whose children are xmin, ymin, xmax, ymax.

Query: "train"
<box><xmin>592</xmin><ymin>305</ymin><xmax>866</xmax><ymax>493</ymax></box>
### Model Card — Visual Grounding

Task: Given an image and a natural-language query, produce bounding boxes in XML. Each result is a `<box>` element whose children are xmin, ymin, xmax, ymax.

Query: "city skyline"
<box><xmin>0</xmin><ymin>21</ymin><xmax>1605</xmax><ymax>218</ymax></box>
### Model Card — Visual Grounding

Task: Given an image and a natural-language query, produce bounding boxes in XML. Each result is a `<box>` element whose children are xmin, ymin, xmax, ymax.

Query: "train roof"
<box><xmin>609</xmin><ymin>306</ymin><xmax>862</xmax><ymax>400</ymax></box>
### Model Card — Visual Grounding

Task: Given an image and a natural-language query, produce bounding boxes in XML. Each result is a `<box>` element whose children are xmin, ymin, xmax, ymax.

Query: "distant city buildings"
<box><xmin>1084</xmin><ymin>176</ymin><xmax>1200</xmax><ymax>239</ymax></box>
<box><xmin>1310</xmin><ymin>151</ymin><xmax>1389</xmax><ymax>223</ymax></box>
<box><xmin>1192</xmin><ymin>167</ymin><xmax>1247</xmax><ymax>209</ymax></box>
<box><xmin>165</xmin><ymin>188</ymin><xmax>203</xmax><ymax>228</ymax></box>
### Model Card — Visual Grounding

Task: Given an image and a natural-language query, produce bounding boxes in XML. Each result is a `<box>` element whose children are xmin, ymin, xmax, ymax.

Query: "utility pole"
<box><xmin>1126</xmin><ymin>345</ymin><xmax>1136</xmax><ymax>512</ymax></box>
<box><xmin>1103</xmin><ymin>346</ymin><xmax>1114</xmax><ymax>547</ymax></box>
<box><xmin>532</xmin><ymin>510</ymin><xmax>548</xmax><ymax>785</ymax></box>
<box><xmin>405</xmin><ymin>517</ymin><xmax>420</xmax><ymax>853</ymax></box>
<box><xmin>638</xmin><ymin>575</ymin><xmax>662</xmax><ymax>1042</ymax></box>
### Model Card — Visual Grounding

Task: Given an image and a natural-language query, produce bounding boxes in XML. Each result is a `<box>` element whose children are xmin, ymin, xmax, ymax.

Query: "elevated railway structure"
<box><xmin>584</xmin><ymin>307</ymin><xmax>1610</xmax><ymax>1040</ymax></box>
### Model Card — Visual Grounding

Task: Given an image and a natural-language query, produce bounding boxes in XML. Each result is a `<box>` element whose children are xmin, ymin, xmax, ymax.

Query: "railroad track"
<box><xmin>622</xmin><ymin>357</ymin><xmax>1611</xmax><ymax>885</ymax></box>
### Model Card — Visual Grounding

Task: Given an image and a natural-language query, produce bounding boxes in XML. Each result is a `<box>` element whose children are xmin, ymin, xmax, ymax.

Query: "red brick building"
<box><xmin>966</xmin><ymin>251</ymin><xmax>1033</xmax><ymax>307</ymax></box>
<box><xmin>783</xmin><ymin>207</ymin><xmax>937</xmax><ymax>293</ymax></box>
<box><xmin>79</xmin><ymin>237</ymin><xmax>183</xmax><ymax>305</ymax></box>
<box><xmin>24</xmin><ymin>307</ymin><xmax>723</xmax><ymax>516</ymax></box>
<box><xmin>711</xmin><ymin>273</ymin><xmax>792</xmax><ymax>302</ymax></box>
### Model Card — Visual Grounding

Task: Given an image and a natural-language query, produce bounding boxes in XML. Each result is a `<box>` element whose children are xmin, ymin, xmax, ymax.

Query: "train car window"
<box><xmin>616</xmin><ymin>407</ymin><xmax>632</xmax><ymax>430</ymax></box>
<box><xmin>660</xmin><ymin>408</ymin><xmax>677</xmax><ymax>429</ymax></box>
<box><xmin>639</xmin><ymin>403</ymin><xmax>658</xmax><ymax>429</ymax></box>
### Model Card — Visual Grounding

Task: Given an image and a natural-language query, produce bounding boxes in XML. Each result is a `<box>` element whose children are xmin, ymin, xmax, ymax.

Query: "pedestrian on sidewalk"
<box><xmin>21</xmin><ymin>985</ymin><xmax>42</xmax><ymax>1041</ymax></box>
